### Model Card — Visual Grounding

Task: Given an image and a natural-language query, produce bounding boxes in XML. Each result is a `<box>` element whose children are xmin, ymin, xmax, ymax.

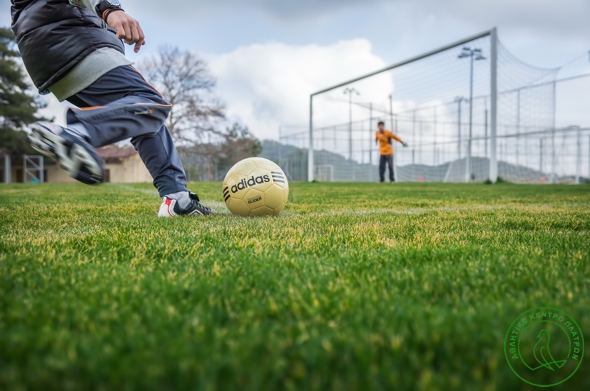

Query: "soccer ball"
<box><xmin>223</xmin><ymin>157</ymin><xmax>289</xmax><ymax>217</ymax></box>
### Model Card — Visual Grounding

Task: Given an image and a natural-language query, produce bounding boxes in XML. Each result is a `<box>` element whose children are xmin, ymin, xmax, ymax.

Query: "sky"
<box><xmin>2</xmin><ymin>0</ymin><xmax>589</xmax><ymax>140</ymax></box>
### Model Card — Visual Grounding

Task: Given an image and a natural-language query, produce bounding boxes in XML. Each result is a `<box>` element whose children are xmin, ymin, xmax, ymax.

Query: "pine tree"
<box><xmin>0</xmin><ymin>27</ymin><xmax>43</xmax><ymax>159</ymax></box>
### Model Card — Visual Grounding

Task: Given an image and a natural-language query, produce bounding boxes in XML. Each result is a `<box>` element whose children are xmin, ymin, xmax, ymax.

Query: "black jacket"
<box><xmin>11</xmin><ymin>0</ymin><xmax>125</xmax><ymax>94</ymax></box>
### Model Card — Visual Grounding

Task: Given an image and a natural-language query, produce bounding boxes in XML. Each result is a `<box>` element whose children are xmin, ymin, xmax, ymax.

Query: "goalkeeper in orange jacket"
<box><xmin>375</xmin><ymin>121</ymin><xmax>407</xmax><ymax>182</ymax></box>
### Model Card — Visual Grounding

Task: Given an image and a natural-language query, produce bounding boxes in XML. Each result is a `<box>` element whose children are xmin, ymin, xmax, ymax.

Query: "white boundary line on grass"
<box><xmin>114</xmin><ymin>184</ymin><xmax>588</xmax><ymax>218</ymax></box>
<box><xmin>115</xmin><ymin>184</ymin><xmax>161</xmax><ymax>195</ymax></box>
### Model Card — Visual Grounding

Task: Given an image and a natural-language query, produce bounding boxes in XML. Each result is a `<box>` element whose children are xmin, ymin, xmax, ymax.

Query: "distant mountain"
<box><xmin>260</xmin><ymin>140</ymin><xmax>588</xmax><ymax>183</ymax></box>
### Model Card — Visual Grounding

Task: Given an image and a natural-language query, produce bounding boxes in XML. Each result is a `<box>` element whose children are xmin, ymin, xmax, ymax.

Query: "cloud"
<box><xmin>117</xmin><ymin>0</ymin><xmax>590</xmax><ymax>41</ymax></box>
<box><xmin>124</xmin><ymin>0</ymin><xmax>384</xmax><ymax>21</ymax></box>
<box><xmin>407</xmin><ymin>0</ymin><xmax>590</xmax><ymax>44</ymax></box>
<box><xmin>207</xmin><ymin>39</ymin><xmax>388</xmax><ymax>140</ymax></box>
<box><xmin>4</xmin><ymin>0</ymin><xmax>588</xmax><ymax>43</ymax></box>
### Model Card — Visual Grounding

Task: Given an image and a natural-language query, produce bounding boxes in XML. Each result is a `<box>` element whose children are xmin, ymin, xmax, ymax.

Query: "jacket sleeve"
<box><xmin>389</xmin><ymin>132</ymin><xmax>403</xmax><ymax>143</ymax></box>
<box><xmin>69</xmin><ymin>0</ymin><xmax>102</xmax><ymax>16</ymax></box>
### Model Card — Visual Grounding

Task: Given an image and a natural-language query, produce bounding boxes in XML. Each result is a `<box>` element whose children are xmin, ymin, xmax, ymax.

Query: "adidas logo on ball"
<box><xmin>231</xmin><ymin>175</ymin><xmax>271</xmax><ymax>193</ymax></box>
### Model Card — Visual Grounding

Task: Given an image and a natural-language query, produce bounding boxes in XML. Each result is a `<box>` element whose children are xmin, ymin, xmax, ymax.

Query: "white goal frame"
<box><xmin>308</xmin><ymin>28</ymin><xmax>498</xmax><ymax>183</ymax></box>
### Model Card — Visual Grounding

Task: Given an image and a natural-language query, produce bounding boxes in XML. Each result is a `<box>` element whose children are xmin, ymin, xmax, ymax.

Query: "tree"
<box><xmin>0</xmin><ymin>27</ymin><xmax>43</xmax><ymax>158</ymax></box>
<box><xmin>218</xmin><ymin>123</ymin><xmax>262</xmax><ymax>169</ymax></box>
<box><xmin>178</xmin><ymin>123</ymin><xmax>262</xmax><ymax>182</ymax></box>
<box><xmin>140</xmin><ymin>46</ymin><xmax>225</xmax><ymax>144</ymax></box>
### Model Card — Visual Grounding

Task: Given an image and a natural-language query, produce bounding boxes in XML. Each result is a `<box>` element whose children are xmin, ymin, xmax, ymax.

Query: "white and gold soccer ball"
<box><xmin>222</xmin><ymin>157</ymin><xmax>289</xmax><ymax>217</ymax></box>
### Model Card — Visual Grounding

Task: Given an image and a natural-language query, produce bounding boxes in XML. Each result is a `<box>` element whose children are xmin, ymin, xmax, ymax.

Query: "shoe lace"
<box><xmin>188</xmin><ymin>192</ymin><xmax>212</xmax><ymax>211</ymax></box>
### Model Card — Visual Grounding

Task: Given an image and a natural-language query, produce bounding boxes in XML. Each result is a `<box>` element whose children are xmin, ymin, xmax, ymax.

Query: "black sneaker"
<box><xmin>158</xmin><ymin>192</ymin><xmax>216</xmax><ymax>217</ymax></box>
<box><xmin>28</xmin><ymin>122</ymin><xmax>105</xmax><ymax>185</ymax></box>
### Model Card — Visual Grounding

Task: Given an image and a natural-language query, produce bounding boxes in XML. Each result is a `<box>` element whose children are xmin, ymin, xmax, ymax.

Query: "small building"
<box><xmin>2</xmin><ymin>145</ymin><xmax>153</xmax><ymax>184</ymax></box>
<box><xmin>89</xmin><ymin>145</ymin><xmax>153</xmax><ymax>184</ymax></box>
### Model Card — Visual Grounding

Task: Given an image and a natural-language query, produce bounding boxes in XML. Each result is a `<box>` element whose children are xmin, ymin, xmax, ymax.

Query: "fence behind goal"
<box><xmin>278</xmin><ymin>28</ymin><xmax>590</xmax><ymax>184</ymax></box>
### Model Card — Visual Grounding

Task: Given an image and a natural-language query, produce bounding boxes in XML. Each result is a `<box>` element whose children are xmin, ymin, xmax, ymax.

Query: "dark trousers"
<box><xmin>65</xmin><ymin>65</ymin><xmax>187</xmax><ymax>197</ymax></box>
<box><xmin>379</xmin><ymin>154</ymin><xmax>394</xmax><ymax>182</ymax></box>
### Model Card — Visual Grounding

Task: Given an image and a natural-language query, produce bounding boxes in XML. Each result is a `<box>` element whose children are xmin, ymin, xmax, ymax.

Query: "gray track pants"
<box><xmin>379</xmin><ymin>154</ymin><xmax>394</xmax><ymax>182</ymax></box>
<box><xmin>65</xmin><ymin>65</ymin><xmax>187</xmax><ymax>197</ymax></box>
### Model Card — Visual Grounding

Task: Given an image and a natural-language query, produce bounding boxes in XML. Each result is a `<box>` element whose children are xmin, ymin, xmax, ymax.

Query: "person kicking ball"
<box><xmin>11</xmin><ymin>0</ymin><xmax>214</xmax><ymax>217</ymax></box>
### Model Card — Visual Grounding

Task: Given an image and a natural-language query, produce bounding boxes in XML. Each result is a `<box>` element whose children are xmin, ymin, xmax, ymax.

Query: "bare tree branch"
<box><xmin>140</xmin><ymin>46</ymin><xmax>225</xmax><ymax>145</ymax></box>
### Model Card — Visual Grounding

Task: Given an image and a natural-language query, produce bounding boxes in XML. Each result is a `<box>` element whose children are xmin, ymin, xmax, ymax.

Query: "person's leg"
<box><xmin>129</xmin><ymin>129</ymin><xmax>187</xmax><ymax>197</ymax></box>
<box><xmin>388</xmin><ymin>154</ymin><xmax>395</xmax><ymax>182</ymax></box>
<box><xmin>379</xmin><ymin>155</ymin><xmax>386</xmax><ymax>182</ymax></box>
<box><xmin>66</xmin><ymin>65</ymin><xmax>187</xmax><ymax>197</ymax></box>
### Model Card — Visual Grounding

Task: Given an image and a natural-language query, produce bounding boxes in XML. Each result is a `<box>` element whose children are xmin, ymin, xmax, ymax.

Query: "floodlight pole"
<box><xmin>459</xmin><ymin>46</ymin><xmax>485</xmax><ymax>183</ymax></box>
<box><xmin>349</xmin><ymin>91</ymin><xmax>352</xmax><ymax>160</ymax></box>
<box><xmin>389</xmin><ymin>95</ymin><xmax>394</xmax><ymax>139</ymax></box>
<box><xmin>412</xmin><ymin>109</ymin><xmax>417</xmax><ymax>166</ymax></box>
<box><xmin>516</xmin><ymin>89</ymin><xmax>521</xmax><ymax>167</ymax></box>
<box><xmin>369</xmin><ymin>102</ymin><xmax>373</xmax><ymax>165</ymax></box>
<box><xmin>455</xmin><ymin>97</ymin><xmax>464</xmax><ymax>160</ymax></box>
<box><xmin>576</xmin><ymin>126</ymin><xmax>581</xmax><ymax>184</ymax></box>
<box><xmin>389</xmin><ymin>94</ymin><xmax>398</xmax><ymax>182</ymax></box>
<box><xmin>308</xmin><ymin>95</ymin><xmax>314</xmax><ymax>182</ymax></box>
<box><xmin>434</xmin><ymin>107</ymin><xmax>438</xmax><ymax>166</ymax></box>
<box><xmin>484</xmin><ymin>96</ymin><xmax>488</xmax><ymax>158</ymax></box>
<box><xmin>467</xmin><ymin>53</ymin><xmax>474</xmax><ymax>183</ymax></box>
<box><xmin>278</xmin><ymin>126</ymin><xmax>282</xmax><ymax>163</ymax></box>
<box><xmin>465</xmin><ymin>51</ymin><xmax>475</xmax><ymax>182</ymax></box>
<box><xmin>551</xmin><ymin>81</ymin><xmax>556</xmax><ymax>183</ymax></box>
<box><xmin>489</xmin><ymin>27</ymin><xmax>498</xmax><ymax>184</ymax></box>
<box><xmin>344</xmin><ymin>88</ymin><xmax>359</xmax><ymax>160</ymax></box>
<box><xmin>539</xmin><ymin>138</ymin><xmax>543</xmax><ymax>174</ymax></box>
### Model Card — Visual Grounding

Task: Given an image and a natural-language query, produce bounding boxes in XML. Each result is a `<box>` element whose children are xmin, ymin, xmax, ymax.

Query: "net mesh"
<box><xmin>278</xmin><ymin>31</ymin><xmax>589</xmax><ymax>184</ymax></box>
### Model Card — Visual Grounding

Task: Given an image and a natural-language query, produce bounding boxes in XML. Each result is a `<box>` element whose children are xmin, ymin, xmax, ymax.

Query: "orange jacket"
<box><xmin>375</xmin><ymin>130</ymin><xmax>402</xmax><ymax>155</ymax></box>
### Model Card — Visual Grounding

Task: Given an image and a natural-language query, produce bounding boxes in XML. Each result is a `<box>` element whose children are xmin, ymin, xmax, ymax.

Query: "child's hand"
<box><xmin>107</xmin><ymin>11</ymin><xmax>146</xmax><ymax>53</ymax></box>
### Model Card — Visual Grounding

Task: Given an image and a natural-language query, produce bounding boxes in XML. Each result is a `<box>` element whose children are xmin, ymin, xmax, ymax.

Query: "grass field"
<box><xmin>1</xmin><ymin>182</ymin><xmax>589</xmax><ymax>391</ymax></box>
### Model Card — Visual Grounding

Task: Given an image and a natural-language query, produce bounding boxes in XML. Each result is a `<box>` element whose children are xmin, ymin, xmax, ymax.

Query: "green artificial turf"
<box><xmin>0</xmin><ymin>182</ymin><xmax>589</xmax><ymax>391</ymax></box>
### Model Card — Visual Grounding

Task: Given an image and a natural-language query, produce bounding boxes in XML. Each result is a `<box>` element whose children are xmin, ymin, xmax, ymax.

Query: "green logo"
<box><xmin>504</xmin><ymin>307</ymin><xmax>584</xmax><ymax>387</ymax></box>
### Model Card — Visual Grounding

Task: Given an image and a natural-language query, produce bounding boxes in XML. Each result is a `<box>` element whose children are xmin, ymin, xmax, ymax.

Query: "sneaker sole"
<box><xmin>28</xmin><ymin>123</ymin><xmax>104</xmax><ymax>185</ymax></box>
